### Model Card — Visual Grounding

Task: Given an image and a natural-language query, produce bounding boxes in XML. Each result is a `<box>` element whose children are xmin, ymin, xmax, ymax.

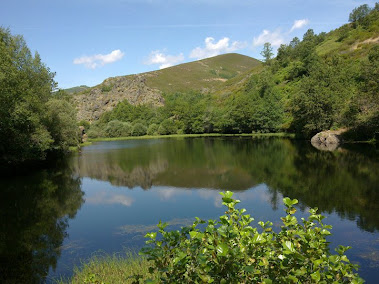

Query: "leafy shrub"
<box><xmin>105</xmin><ymin>120</ymin><xmax>131</xmax><ymax>137</ymax></box>
<box><xmin>147</xmin><ymin>124</ymin><xmax>159</xmax><ymax>136</ymax></box>
<box><xmin>157</xmin><ymin>119</ymin><xmax>177</xmax><ymax>135</ymax></box>
<box><xmin>131</xmin><ymin>123</ymin><xmax>147</xmax><ymax>136</ymax></box>
<box><xmin>101</xmin><ymin>84</ymin><xmax>113</xmax><ymax>92</ymax></box>
<box><xmin>138</xmin><ymin>192</ymin><xmax>363</xmax><ymax>283</ymax></box>
<box><xmin>86</xmin><ymin>124</ymin><xmax>106</xmax><ymax>138</ymax></box>
<box><xmin>78</xmin><ymin>120</ymin><xmax>91</xmax><ymax>130</ymax></box>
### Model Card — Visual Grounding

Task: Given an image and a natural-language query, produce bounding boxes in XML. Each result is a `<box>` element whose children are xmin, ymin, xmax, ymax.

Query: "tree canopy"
<box><xmin>0</xmin><ymin>27</ymin><xmax>78</xmax><ymax>166</ymax></box>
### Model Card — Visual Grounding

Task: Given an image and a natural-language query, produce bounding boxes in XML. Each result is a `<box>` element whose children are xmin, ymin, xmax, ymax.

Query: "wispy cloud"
<box><xmin>252</xmin><ymin>29</ymin><xmax>285</xmax><ymax>48</ymax></box>
<box><xmin>86</xmin><ymin>191</ymin><xmax>134</xmax><ymax>207</ymax></box>
<box><xmin>144</xmin><ymin>50</ymin><xmax>185</xmax><ymax>69</ymax></box>
<box><xmin>190</xmin><ymin>37</ymin><xmax>246</xmax><ymax>60</ymax></box>
<box><xmin>290</xmin><ymin>19</ymin><xmax>309</xmax><ymax>32</ymax></box>
<box><xmin>73</xmin><ymin>49</ymin><xmax>125</xmax><ymax>69</ymax></box>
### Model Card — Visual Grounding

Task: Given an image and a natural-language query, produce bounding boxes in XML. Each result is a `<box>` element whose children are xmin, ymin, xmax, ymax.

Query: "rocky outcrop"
<box><xmin>311</xmin><ymin>130</ymin><xmax>345</xmax><ymax>151</ymax></box>
<box><xmin>73</xmin><ymin>74</ymin><xmax>164</xmax><ymax>122</ymax></box>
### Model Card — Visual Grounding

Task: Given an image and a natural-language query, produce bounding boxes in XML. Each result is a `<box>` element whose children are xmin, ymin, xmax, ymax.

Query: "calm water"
<box><xmin>1</xmin><ymin>137</ymin><xmax>379</xmax><ymax>283</ymax></box>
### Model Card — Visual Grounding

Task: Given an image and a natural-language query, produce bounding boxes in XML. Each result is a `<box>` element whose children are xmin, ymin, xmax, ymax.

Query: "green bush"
<box><xmin>157</xmin><ymin>119</ymin><xmax>177</xmax><ymax>135</ymax></box>
<box><xmin>147</xmin><ymin>124</ymin><xmax>159</xmax><ymax>136</ymax></box>
<box><xmin>78</xmin><ymin>120</ymin><xmax>91</xmax><ymax>130</ymax></box>
<box><xmin>138</xmin><ymin>192</ymin><xmax>363</xmax><ymax>283</ymax></box>
<box><xmin>131</xmin><ymin>123</ymin><xmax>147</xmax><ymax>136</ymax></box>
<box><xmin>105</xmin><ymin>120</ymin><xmax>131</xmax><ymax>137</ymax></box>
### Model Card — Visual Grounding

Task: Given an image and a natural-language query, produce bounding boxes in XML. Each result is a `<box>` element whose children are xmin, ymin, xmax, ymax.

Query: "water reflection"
<box><xmin>74</xmin><ymin>137</ymin><xmax>379</xmax><ymax>232</ymax></box>
<box><xmin>0</xmin><ymin>161</ymin><xmax>84</xmax><ymax>283</ymax></box>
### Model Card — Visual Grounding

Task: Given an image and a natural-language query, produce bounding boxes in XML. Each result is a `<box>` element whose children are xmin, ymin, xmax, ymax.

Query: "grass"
<box><xmin>68</xmin><ymin>142</ymin><xmax>93</xmax><ymax>152</ymax></box>
<box><xmin>56</xmin><ymin>252</ymin><xmax>154</xmax><ymax>284</ymax></box>
<box><xmin>88</xmin><ymin>132</ymin><xmax>295</xmax><ymax>143</ymax></box>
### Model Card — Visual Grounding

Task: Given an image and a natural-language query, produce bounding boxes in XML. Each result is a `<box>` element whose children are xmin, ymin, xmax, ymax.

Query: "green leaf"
<box><xmin>189</xmin><ymin>231</ymin><xmax>204</xmax><ymax>239</ymax></box>
<box><xmin>282</xmin><ymin>240</ymin><xmax>296</xmax><ymax>253</ymax></box>
<box><xmin>216</xmin><ymin>243</ymin><xmax>229</xmax><ymax>256</ymax></box>
<box><xmin>243</xmin><ymin>265</ymin><xmax>255</xmax><ymax>273</ymax></box>
<box><xmin>283</xmin><ymin>197</ymin><xmax>298</xmax><ymax>207</ymax></box>
<box><xmin>311</xmin><ymin>270</ymin><xmax>321</xmax><ymax>282</ymax></box>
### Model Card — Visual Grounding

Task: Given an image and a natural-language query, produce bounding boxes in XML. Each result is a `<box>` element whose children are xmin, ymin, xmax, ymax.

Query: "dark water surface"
<box><xmin>1</xmin><ymin>137</ymin><xmax>379</xmax><ymax>283</ymax></box>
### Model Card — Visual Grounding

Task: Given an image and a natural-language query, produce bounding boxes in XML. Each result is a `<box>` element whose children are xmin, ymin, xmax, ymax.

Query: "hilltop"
<box><xmin>72</xmin><ymin>53</ymin><xmax>261</xmax><ymax>121</ymax></box>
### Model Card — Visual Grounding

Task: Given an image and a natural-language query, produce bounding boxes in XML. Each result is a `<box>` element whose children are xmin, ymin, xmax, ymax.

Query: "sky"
<box><xmin>1</xmin><ymin>0</ymin><xmax>377</xmax><ymax>89</ymax></box>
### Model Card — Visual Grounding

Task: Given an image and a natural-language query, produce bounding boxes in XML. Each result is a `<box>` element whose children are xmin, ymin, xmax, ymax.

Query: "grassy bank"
<box><xmin>88</xmin><ymin>132</ymin><xmax>295</xmax><ymax>143</ymax></box>
<box><xmin>56</xmin><ymin>252</ymin><xmax>153</xmax><ymax>284</ymax></box>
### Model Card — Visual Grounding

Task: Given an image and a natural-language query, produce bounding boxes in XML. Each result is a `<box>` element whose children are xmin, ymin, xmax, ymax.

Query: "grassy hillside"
<box><xmin>63</xmin><ymin>85</ymin><xmax>90</xmax><ymax>94</ymax></box>
<box><xmin>72</xmin><ymin>53</ymin><xmax>261</xmax><ymax>121</ymax></box>
<box><xmin>144</xmin><ymin>53</ymin><xmax>261</xmax><ymax>94</ymax></box>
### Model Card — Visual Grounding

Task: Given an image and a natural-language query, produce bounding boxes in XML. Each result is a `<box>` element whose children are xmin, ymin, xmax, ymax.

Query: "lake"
<box><xmin>1</xmin><ymin>137</ymin><xmax>378</xmax><ymax>283</ymax></box>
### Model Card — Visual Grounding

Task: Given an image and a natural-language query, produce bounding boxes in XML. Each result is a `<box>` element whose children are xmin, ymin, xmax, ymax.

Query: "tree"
<box><xmin>349</xmin><ymin>4</ymin><xmax>371</xmax><ymax>23</ymax></box>
<box><xmin>260</xmin><ymin>42</ymin><xmax>274</xmax><ymax>64</ymax></box>
<box><xmin>0</xmin><ymin>27</ymin><xmax>78</xmax><ymax>166</ymax></box>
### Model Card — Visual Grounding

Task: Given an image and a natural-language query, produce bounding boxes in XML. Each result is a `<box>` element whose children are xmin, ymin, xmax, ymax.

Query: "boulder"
<box><xmin>311</xmin><ymin>131</ymin><xmax>342</xmax><ymax>151</ymax></box>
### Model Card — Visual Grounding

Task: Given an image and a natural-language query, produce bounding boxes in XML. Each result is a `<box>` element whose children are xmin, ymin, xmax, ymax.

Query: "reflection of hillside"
<box><xmin>73</xmin><ymin>137</ymin><xmax>379</xmax><ymax>232</ymax></box>
<box><xmin>74</xmin><ymin>154</ymin><xmax>168</xmax><ymax>189</ymax></box>
<box><xmin>155</xmin><ymin>167</ymin><xmax>257</xmax><ymax>190</ymax></box>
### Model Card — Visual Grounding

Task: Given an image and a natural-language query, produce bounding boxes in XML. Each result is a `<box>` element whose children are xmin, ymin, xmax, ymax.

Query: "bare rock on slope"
<box><xmin>73</xmin><ymin>74</ymin><xmax>164</xmax><ymax>122</ymax></box>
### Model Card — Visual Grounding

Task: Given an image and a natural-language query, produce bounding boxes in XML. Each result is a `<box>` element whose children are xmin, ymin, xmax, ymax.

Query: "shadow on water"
<box><xmin>0</xmin><ymin>159</ymin><xmax>84</xmax><ymax>284</ymax></box>
<box><xmin>74</xmin><ymin>137</ymin><xmax>379</xmax><ymax>232</ymax></box>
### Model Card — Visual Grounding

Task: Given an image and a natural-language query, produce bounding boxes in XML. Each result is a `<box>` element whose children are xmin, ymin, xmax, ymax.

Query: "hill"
<box><xmin>63</xmin><ymin>85</ymin><xmax>90</xmax><ymax>94</ymax></box>
<box><xmin>72</xmin><ymin>54</ymin><xmax>261</xmax><ymax>121</ymax></box>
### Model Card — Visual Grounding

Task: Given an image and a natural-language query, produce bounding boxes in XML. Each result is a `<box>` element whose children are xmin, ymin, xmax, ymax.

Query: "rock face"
<box><xmin>73</xmin><ymin>74</ymin><xmax>164</xmax><ymax>122</ymax></box>
<box><xmin>311</xmin><ymin>130</ymin><xmax>343</xmax><ymax>151</ymax></box>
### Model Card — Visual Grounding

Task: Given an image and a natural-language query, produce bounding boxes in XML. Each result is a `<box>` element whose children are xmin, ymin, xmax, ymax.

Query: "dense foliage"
<box><xmin>87</xmin><ymin>4</ymin><xmax>378</xmax><ymax>140</ymax></box>
<box><xmin>0</xmin><ymin>28</ymin><xmax>79</xmax><ymax>166</ymax></box>
<box><xmin>137</xmin><ymin>192</ymin><xmax>363</xmax><ymax>283</ymax></box>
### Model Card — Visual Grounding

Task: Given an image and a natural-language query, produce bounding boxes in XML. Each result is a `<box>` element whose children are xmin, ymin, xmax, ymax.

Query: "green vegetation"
<box><xmin>57</xmin><ymin>253</ymin><xmax>154</xmax><ymax>284</ymax></box>
<box><xmin>62</xmin><ymin>85</ymin><xmax>90</xmax><ymax>95</ymax></box>
<box><xmin>139</xmin><ymin>192</ymin><xmax>363</xmax><ymax>283</ymax></box>
<box><xmin>65</xmin><ymin>193</ymin><xmax>363</xmax><ymax>283</ymax></box>
<box><xmin>144</xmin><ymin>53</ymin><xmax>261</xmax><ymax>94</ymax></box>
<box><xmin>0</xmin><ymin>27</ymin><xmax>79</xmax><ymax>167</ymax></box>
<box><xmin>86</xmin><ymin>4</ymin><xmax>378</xmax><ymax>141</ymax></box>
<box><xmin>0</xmin><ymin>161</ymin><xmax>83</xmax><ymax>283</ymax></box>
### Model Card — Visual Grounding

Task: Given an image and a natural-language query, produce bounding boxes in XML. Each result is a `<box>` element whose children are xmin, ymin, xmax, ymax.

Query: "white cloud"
<box><xmin>190</xmin><ymin>37</ymin><xmax>246</xmax><ymax>60</ymax></box>
<box><xmin>144</xmin><ymin>50</ymin><xmax>184</xmax><ymax>69</ymax></box>
<box><xmin>290</xmin><ymin>19</ymin><xmax>309</xmax><ymax>32</ymax></box>
<box><xmin>86</xmin><ymin>191</ymin><xmax>134</xmax><ymax>207</ymax></box>
<box><xmin>73</xmin><ymin>49</ymin><xmax>125</xmax><ymax>69</ymax></box>
<box><xmin>252</xmin><ymin>29</ymin><xmax>285</xmax><ymax>48</ymax></box>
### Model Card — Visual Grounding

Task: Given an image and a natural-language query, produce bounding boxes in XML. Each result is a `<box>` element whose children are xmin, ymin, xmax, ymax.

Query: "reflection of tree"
<box><xmin>75</xmin><ymin>137</ymin><xmax>379</xmax><ymax>232</ymax></box>
<box><xmin>261</xmin><ymin>141</ymin><xmax>379</xmax><ymax>232</ymax></box>
<box><xmin>0</xmin><ymin>160</ymin><xmax>84</xmax><ymax>283</ymax></box>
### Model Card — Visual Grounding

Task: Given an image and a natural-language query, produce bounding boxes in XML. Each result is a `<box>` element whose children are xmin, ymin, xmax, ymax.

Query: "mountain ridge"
<box><xmin>72</xmin><ymin>53</ymin><xmax>262</xmax><ymax>121</ymax></box>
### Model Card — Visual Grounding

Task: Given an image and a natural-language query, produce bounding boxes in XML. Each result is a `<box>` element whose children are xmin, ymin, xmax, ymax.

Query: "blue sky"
<box><xmin>1</xmin><ymin>0</ymin><xmax>376</xmax><ymax>88</ymax></box>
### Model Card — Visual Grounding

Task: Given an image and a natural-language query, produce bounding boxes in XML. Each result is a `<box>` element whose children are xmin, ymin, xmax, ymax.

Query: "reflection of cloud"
<box><xmin>235</xmin><ymin>184</ymin><xmax>274</xmax><ymax>203</ymax></box>
<box><xmin>86</xmin><ymin>191</ymin><xmax>134</xmax><ymax>207</ymax></box>
<box><xmin>198</xmin><ymin>189</ymin><xmax>223</xmax><ymax>207</ymax></box>
<box><xmin>196</xmin><ymin>185</ymin><xmax>277</xmax><ymax>208</ymax></box>
<box><xmin>156</xmin><ymin>187</ymin><xmax>192</xmax><ymax>201</ymax></box>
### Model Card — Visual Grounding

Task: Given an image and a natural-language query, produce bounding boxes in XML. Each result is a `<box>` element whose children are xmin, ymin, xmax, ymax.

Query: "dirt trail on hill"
<box><xmin>351</xmin><ymin>36</ymin><xmax>379</xmax><ymax>50</ymax></box>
